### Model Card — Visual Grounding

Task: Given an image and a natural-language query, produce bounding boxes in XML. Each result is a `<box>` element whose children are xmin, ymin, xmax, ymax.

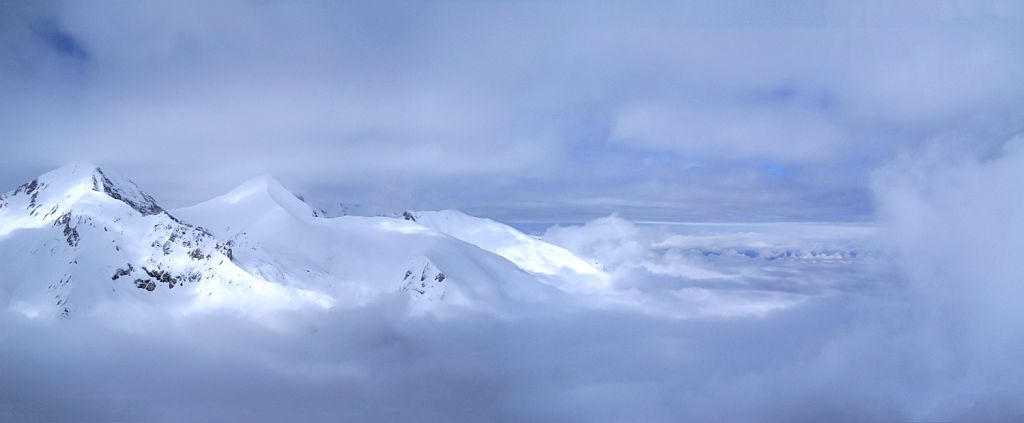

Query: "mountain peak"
<box><xmin>1</xmin><ymin>163</ymin><xmax>165</xmax><ymax>220</ymax></box>
<box><xmin>35</xmin><ymin>162</ymin><xmax>102</xmax><ymax>185</ymax></box>
<box><xmin>224</xmin><ymin>174</ymin><xmax>289</xmax><ymax>200</ymax></box>
<box><xmin>172</xmin><ymin>174</ymin><xmax>317</xmax><ymax>239</ymax></box>
<box><xmin>222</xmin><ymin>175</ymin><xmax>313</xmax><ymax>214</ymax></box>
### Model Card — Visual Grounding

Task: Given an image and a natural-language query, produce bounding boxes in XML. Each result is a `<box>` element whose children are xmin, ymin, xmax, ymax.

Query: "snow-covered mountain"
<box><xmin>172</xmin><ymin>174</ymin><xmax>558</xmax><ymax>314</ymax></box>
<box><xmin>307</xmin><ymin>206</ymin><xmax>612</xmax><ymax>290</ymax></box>
<box><xmin>0</xmin><ymin>164</ymin><xmax>591</xmax><ymax>319</ymax></box>
<box><xmin>404</xmin><ymin>210</ymin><xmax>609</xmax><ymax>291</ymax></box>
<box><xmin>0</xmin><ymin>164</ymin><xmax>333</xmax><ymax>319</ymax></box>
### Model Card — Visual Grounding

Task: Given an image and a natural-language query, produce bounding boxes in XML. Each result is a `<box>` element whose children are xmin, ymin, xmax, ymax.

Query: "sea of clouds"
<box><xmin>1</xmin><ymin>140</ymin><xmax>1022</xmax><ymax>422</ymax></box>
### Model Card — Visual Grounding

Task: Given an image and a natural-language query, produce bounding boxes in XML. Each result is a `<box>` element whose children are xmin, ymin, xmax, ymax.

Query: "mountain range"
<box><xmin>0</xmin><ymin>163</ymin><xmax>607</xmax><ymax>319</ymax></box>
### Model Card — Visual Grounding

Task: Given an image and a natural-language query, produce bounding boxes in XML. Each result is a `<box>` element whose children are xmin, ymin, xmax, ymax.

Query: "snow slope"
<box><xmin>406</xmin><ymin>210</ymin><xmax>610</xmax><ymax>291</ymax></box>
<box><xmin>172</xmin><ymin>175</ymin><xmax>559</xmax><ymax>314</ymax></box>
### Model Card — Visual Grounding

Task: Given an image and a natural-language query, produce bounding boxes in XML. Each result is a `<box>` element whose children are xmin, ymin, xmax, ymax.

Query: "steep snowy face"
<box><xmin>407</xmin><ymin>210</ymin><xmax>610</xmax><ymax>291</ymax></box>
<box><xmin>175</xmin><ymin>179</ymin><xmax>556</xmax><ymax>315</ymax></box>
<box><xmin>0</xmin><ymin>164</ymin><xmax>330</xmax><ymax>319</ymax></box>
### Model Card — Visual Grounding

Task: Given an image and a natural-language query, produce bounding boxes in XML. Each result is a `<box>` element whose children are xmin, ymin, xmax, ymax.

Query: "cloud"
<box><xmin>869</xmin><ymin>138</ymin><xmax>1024</xmax><ymax>412</ymax></box>
<box><xmin>2</xmin><ymin>1</ymin><xmax>1023</xmax><ymax>219</ymax></box>
<box><xmin>611</xmin><ymin>99</ymin><xmax>845</xmax><ymax>161</ymax></box>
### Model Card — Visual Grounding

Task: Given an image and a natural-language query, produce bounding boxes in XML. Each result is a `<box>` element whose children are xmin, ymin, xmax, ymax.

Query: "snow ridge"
<box><xmin>2</xmin><ymin>164</ymin><xmax>602</xmax><ymax>319</ymax></box>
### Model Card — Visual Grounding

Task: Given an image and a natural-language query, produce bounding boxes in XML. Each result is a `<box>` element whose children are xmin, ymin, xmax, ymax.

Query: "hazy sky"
<box><xmin>2</xmin><ymin>0</ymin><xmax>1023</xmax><ymax>221</ymax></box>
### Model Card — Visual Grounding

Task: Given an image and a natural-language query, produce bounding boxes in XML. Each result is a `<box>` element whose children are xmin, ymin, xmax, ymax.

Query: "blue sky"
<box><xmin>2</xmin><ymin>0</ymin><xmax>1022</xmax><ymax>221</ymax></box>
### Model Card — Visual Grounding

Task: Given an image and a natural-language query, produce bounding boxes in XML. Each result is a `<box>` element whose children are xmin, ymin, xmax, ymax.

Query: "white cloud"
<box><xmin>612</xmin><ymin>99</ymin><xmax>845</xmax><ymax>161</ymax></box>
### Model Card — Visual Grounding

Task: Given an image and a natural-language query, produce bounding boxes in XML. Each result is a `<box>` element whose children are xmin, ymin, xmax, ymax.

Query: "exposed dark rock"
<box><xmin>181</xmin><ymin>272</ymin><xmax>202</xmax><ymax>284</ymax></box>
<box><xmin>54</xmin><ymin>212</ymin><xmax>80</xmax><ymax>247</ymax></box>
<box><xmin>92</xmin><ymin>168</ymin><xmax>165</xmax><ymax>216</ymax></box>
<box><xmin>142</xmin><ymin>266</ymin><xmax>178</xmax><ymax>288</ymax></box>
<box><xmin>401</xmin><ymin>260</ymin><xmax>446</xmax><ymax>297</ymax></box>
<box><xmin>13</xmin><ymin>179</ymin><xmax>44</xmax><ymax>214</ymax></box>
<box><xmin>402</xmin><ymin>211</ymin><xmax>416</xmax><ymax>222</ymax></box>
<box><xmin>215</xmin><ymin>240</ymin><xmax>234</xmax><ymax>261</ymax></box>
<box><xmin>111</xmin><ymin>264</ymin><xmax>134</xmax><ymax>280</ymax></box>
<box><xmin>134</xmin><ymin>279</ymin><xmax>157</xmax><ymax>291</ymax></box>
<box><xmin>43</xmin><ymin>205</ymin><xmax>59</xmax><ymax>219</ymax></box>
<box><xmin>13</xmin><ymin>179</ymin><xmax>38</xmax><ymax>196</ymax></box>
<box><xmin>28</xmin><ymin>190</ymin><xmax>40</xmax><ymax>213</ymax></box>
